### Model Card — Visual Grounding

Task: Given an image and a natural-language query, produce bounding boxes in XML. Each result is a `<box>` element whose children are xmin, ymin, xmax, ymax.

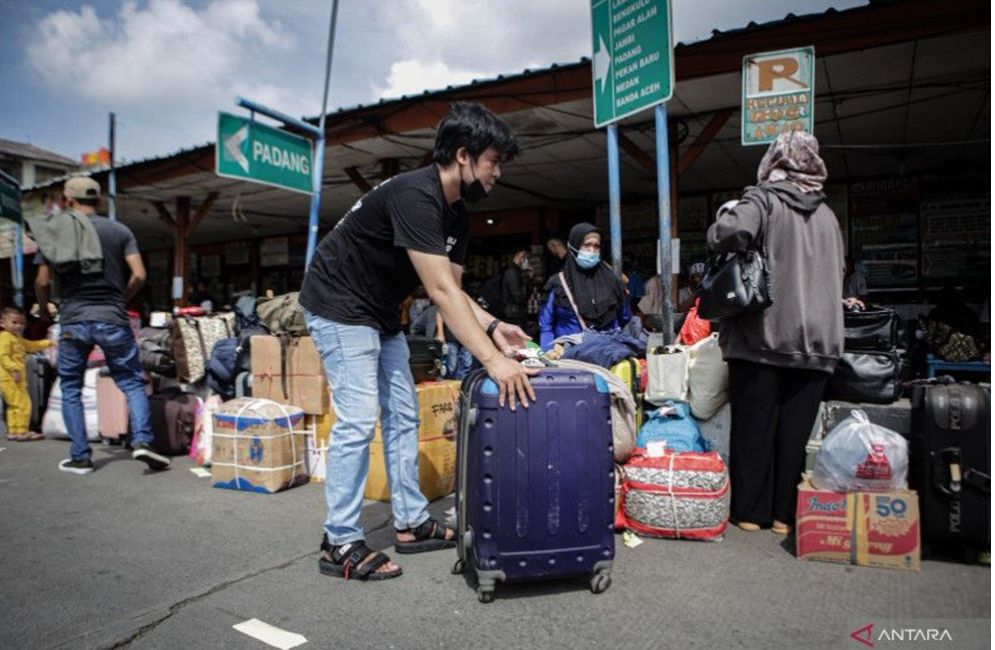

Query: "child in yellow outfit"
<box><xmin>0</xmin><ymin>306</ymin><xmax>52</xmax><ymax>441</ymax></box>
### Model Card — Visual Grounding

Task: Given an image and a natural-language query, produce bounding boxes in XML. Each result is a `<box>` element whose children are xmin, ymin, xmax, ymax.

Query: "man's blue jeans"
<box><xmin>445</xmin><ymin>341</ymin><xmax>474</xmax><ymax>380</ymax></box>
<box><xmin>305</xmin><ymin>312</ymin><xmax>430</xmax><ymax>546</ymax></box>
<box><xmin>58</xmin><ymin>321</ymin><xmax>152</xmax><ymax>461</ymax></box>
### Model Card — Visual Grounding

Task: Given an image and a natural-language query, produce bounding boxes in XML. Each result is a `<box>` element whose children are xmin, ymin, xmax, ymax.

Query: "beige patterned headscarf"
<box><xmin>757</xmin><ymin>130</ymin><xmax>827</xmax><ymax>193</ymax></box>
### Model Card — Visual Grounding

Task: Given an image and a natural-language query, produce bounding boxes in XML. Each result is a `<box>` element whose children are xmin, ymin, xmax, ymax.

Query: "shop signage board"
<box><xmin>590</xmin><ymin>0</ymin><xmax>674</xmax><ymax>127</ymax></box>
<box><xmin>742</xmin><ymin>46</ymin><xmax>815</xmax><ymax>145</ymax></box>
<box><xmin>216</xmin><ymin>112</ymin><xmax>314</xmax><ymax>194</ymax></box>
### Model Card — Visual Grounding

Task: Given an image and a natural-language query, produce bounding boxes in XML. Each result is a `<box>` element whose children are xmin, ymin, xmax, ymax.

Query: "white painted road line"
<box><xmin>233</xmin><ymin>618</ymin><xmax>307</xmax><ymax>649</ymax></box>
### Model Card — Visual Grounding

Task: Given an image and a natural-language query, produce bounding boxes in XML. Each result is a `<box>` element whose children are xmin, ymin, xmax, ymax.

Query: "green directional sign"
<box><xmin>590</xmin><ymin>0</ymin><xmax>674</xmax><ymax>128</ymax></box>
<box><xmin>216</xmin><ymin>112</ymin><xmax>314</xmax><ymax>194</ymax></box>
<box><xmin>0</xmin><ymin>176</ymin><xmax>21</xmax><ymax>223</ymax></box>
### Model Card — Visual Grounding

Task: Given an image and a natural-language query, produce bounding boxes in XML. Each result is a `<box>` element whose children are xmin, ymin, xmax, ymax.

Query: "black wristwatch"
<box><xmin>486</xmin><ymin>318</ymin><xmax>501</xmax><ymax>338</ymax></box>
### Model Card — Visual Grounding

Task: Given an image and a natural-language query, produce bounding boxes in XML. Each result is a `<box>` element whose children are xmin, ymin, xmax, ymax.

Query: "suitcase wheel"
<box><xmin>590</xmin><ymin>570</ymin><xmax>612</xmax><ymax>595</ymax></box>
<box><xmin>451</xmin><ymin>559</ymin><xmax>466</xmax><ymax>575</ymax></box>
<box><xmin>476</xmin><ymin>586</ymin><xmax>495</xmax><ymax>604</ymax></box>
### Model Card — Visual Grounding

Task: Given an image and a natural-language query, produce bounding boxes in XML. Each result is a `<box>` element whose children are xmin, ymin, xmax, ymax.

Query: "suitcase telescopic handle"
<box><xmin>932</xmin><ymin>448</ymin><xmax>962</xmax><ymax>496</ymax></box>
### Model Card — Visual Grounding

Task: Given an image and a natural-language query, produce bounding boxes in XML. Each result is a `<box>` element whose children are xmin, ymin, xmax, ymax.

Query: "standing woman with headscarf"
<box><xmin>707</xmin><ymin>131</ymin><xmax>845</xmax><ymax>535</ymax></box>
<box><xmin>539</xmin><ymin>223</ymin><xmax>630</xmax><ymax>349</ymax></box>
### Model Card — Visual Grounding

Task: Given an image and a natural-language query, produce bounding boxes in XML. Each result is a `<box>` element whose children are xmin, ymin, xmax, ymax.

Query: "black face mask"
<box><xmin>459</xmin><ymin>159</ymin><xmax>489</xmax><ymax>204</ymax></box>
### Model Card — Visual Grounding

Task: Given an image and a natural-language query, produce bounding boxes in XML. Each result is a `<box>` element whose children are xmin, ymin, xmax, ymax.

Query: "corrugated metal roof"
<box><xmin>0</xmin><ymin>137</ymin><xmax>79</xmax><ymax>167</ymax></box>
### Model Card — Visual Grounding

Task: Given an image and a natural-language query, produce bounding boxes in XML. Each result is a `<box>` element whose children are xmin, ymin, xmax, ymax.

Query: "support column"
<box><xmin>173</xmin><ymin>196</ymin><xmax>190</xmax><ymax>308</ymax></box>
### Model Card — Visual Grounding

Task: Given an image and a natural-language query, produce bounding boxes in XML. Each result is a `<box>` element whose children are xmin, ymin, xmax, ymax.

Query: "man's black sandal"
<box><xmin>318</xmin><ymin>538</ymin><xmax>402</xmax><ymax>581</ymax></box>
<box><xmin>394</xmin><ymin>517</ymin><xmax>457</xmax><ymax>554</ymax></box>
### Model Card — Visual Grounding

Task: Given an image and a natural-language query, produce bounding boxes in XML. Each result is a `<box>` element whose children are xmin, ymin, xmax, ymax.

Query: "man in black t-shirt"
<box><xmin>34</xmin><ymin>177</ymin><xmax>170</xmax><ymax>475</ymax></box>
<box><xmin>300</xmin><ymin>102</ymin><xmax>535</xmax><ymax>582</ymax></box>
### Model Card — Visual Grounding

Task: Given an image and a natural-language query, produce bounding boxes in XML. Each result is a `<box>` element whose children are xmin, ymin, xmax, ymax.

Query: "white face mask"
<box><xmin>519</xmin><ymin>258</ymin><xmax>530</xmax><ymax>271</ymax></box>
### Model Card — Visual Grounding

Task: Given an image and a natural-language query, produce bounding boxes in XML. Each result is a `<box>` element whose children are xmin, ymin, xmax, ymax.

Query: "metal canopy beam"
<box><xmin>676</xmin><ymin>108</ymin><xmax>734</xmax><ymax>178</ymax></box>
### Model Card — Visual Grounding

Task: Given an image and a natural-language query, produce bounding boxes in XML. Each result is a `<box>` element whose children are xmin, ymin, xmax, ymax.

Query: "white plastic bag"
<box><xmin>42</xmin><ymin>369</ymin><xmax>101</xmax><ymax>441</ymax></box>
<box><xmin>646</xmin><ymin>345</ymin><xmax>689</xmax><ymax>404</ymax></box>
<box><xmin>687</xmin><ymin>333</ymin><xmax>729</xmax><ymax>420</ymax></box>
<box><xmin>812</xmin><ymin>410</ymin><xmax>908</xmax><ymax>492</ymax></box>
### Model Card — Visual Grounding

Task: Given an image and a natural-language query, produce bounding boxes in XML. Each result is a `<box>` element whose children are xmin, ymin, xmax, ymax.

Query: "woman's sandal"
<box><xmin>394</xmin><ymin>517</ymin><xmax>456</xmax><ymax>554</ymax></box>
<box><xmin>317</xmin><ymin>538</ymin><xmax>402</xmax><ymax>581</ymax></box>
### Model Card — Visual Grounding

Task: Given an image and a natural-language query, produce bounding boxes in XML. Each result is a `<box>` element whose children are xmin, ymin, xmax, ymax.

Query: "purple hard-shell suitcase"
<box><xmin>453</xmin><ymin>367</ymin><xmax>615</xmax><ymax>603</ymax></box>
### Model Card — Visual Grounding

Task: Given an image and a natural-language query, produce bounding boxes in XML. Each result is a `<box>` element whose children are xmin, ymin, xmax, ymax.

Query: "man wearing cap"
<box><xmin>678</xmin><ymin>262</ymin><xmax>706</xmax><ymax>313</ymax></box>
<box><xmin>32</xmin><ymin>177</ymin><xmax>169</xmax><ymax>475</ymax></box>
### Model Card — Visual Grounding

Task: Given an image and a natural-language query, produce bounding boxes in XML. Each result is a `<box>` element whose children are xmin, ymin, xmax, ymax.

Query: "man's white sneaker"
<box><xmin>132</xmin><ymin>444</ymin><xmax>170</xmax><ymax>471</ymax></box>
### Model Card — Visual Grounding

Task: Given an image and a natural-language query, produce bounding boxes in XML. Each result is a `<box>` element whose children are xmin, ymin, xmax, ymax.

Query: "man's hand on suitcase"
<box><xmin>485</xmin><ymin>355</ymin><xmax>538</xmax><ymax>411</ymax></box>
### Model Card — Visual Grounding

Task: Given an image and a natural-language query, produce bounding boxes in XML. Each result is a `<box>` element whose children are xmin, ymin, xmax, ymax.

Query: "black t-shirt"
<box><xmin>35</xmin><ymin>214</ymin><xmax>138</xmax><ymax>326</ymax></box>
<box><xmin>299</xmin><ymin>165</ymin><xmax>470</xmax><ymax>334</ymax></box>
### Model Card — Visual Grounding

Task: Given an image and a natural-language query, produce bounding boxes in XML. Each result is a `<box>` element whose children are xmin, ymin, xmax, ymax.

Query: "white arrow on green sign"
<box><xmin>216</xmin><ymin>112</ymin><xmax>314</xmax><ymax>194</ymax></box>
<box><xmin>590</xmin><ymin>0</ymin><xmax>674</xmax><ymax>128</ymax></box>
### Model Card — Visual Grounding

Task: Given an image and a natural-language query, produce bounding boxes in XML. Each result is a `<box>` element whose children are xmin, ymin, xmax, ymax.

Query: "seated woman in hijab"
<box><xmin>539</xmin><ymin>223</ymin><xmax>631</xmax><ymax>350</ymax></box>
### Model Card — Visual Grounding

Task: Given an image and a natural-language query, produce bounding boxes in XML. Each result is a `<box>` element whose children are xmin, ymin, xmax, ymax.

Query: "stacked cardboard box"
<box><xmin>796</xmin><ymin>478</ymin><xmax>921</xmax><ymax>572</ymax></box>
<box><xmin>250</xmin><ymin>336</ymin><xmax>329</xmax><ymax>415</ymax></box>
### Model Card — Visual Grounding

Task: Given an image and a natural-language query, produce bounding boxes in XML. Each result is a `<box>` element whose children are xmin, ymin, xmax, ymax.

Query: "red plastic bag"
<box><xmin>679</xmin><ymin>298</ymin><xmax>711</xmax><ymax>346</ymax></box>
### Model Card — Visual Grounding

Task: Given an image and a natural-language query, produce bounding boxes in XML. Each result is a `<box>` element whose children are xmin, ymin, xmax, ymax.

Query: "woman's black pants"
<box><xmin>728</xmin><ymin>360</ymin><xmax>829</xmax><ymax>525</ymax></box>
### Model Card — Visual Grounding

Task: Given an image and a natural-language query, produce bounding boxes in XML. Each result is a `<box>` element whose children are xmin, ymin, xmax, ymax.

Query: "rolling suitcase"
<box><xmin>26</xmin><ymin>353</ymin><xmax>55</xmax><ymax>432</ymax></box>
<box><xmin>406</xmin><ymin>336</ymin><xmax>444</xmax><ymax>383</ymax></box>
<box><xmin>453</xmin><ymin>367</ymin><xmax>615</xmax><ymax>603</ymax></box>
<box><xmin>909</xmin><ymin>383</ymin><xmax>990</xmax><ymax>560</ymax></box>
<box><xmin>96</xmin><ymin>371</ymin><xmax>129</xmax><ymax>443</ymax></box>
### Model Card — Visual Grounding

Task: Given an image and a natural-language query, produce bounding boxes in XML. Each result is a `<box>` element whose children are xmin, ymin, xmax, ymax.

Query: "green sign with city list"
<box><xmin>590</xmin><ymin>0</ymin><xmax>674</xmax><ymax>128</ymax></box>
<box><xmin>216</xmin><ymin>112</ymin><xmax>314</xmax><ymax>194</ymax></box>
<box><xmin>742</xmin><ymin>47</ymin><xmax>816</xmax><ymax>145</ymax></box>
<box><xmin>0</xmin><ymin>177</ymin><xmax>21</xmax><ymax>223</ymax></box>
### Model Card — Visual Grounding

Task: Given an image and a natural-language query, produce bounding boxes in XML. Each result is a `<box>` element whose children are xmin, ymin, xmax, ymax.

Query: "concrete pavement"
<box><xmin>0</xmin><ymin>438</ymin><xmax>989</xmax><ymax>650</ymax></box>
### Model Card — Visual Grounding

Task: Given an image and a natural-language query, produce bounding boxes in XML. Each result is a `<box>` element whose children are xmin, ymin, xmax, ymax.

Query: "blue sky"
<box><xmin>0</xmin><ymin>0</ymin><xmax>864</xmax><ymax>167</ymax></box>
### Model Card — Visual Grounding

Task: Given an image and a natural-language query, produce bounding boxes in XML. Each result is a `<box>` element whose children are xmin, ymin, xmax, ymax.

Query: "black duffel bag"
<box><xmin>828</xmin><ymin>350</ymin><xmax>909</xmax><ymax>405</ymax></box>
<box><xmin>406</xmin><ymin>336</ymin><xmax>444</xmax><ymax>383</ymax></box>
<box><xmin>844</xmin><ymin>304</ymin><xmax>903</xmax><ymax>351</ymax></box>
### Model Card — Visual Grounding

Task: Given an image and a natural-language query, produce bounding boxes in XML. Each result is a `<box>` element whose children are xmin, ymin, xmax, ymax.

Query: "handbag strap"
<box><xmin>558</xmin><ymin>271</ymin><xmax>588</xmax><ymax>330</ymax></box>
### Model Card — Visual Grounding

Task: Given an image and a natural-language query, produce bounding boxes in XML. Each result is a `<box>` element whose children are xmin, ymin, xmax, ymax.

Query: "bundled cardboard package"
<box><xmin>796</xmin><ymin>478</ymin><xmax>921</xmax><ymax>572</ymax></box>
<box><xmin>250</xmin><ymin>335</ymin><xmax>329</xmax><ymax>415</ymax></box>
<box><xmin>211</xmin><ymin>398</ymin><xmax>309</xmax><ymax>494</ymax></box>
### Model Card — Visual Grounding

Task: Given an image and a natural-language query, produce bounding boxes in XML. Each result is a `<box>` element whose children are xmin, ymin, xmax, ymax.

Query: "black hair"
<box><xmin>75</xmin><ymin>197</ymin><xmax>99</xmax><ymax>208</ymax></box>
<box><xmin>433</xmin><ymin>101</ymin><xmax>520</xmax><ymax>165</ymax></box>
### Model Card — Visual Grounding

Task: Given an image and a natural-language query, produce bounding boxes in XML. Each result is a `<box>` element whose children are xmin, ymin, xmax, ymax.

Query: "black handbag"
<box><xmin>828</xmin><ymin>350</ymin><xmax>909</xmax><ymax>404</ymax></box>
<box><xmin>844</xmin><ymin>304</ymin><xmax>903</xmax><ymax>351</ymax></box>
<box><xmin>697</xmin><ymin>193</ymin><xmax>772</xmax><ymax>321</ymax></box>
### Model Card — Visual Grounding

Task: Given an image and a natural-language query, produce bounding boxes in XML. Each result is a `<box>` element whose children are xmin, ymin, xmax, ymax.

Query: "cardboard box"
<box><xmin>796</xmin><ymin>478</ymin><xmax>920</xmax><ymax>572</ymax></box>
<box><xmin>211</xmin><ymin>398</ymin><xmax>310</xmax><ymax>494</ymax></box>
<box><xmin>306</xmin><ymin>381</ymin><xmax>460</xmax><ymax>496</ymax></box>
<box><xmin>364</xmin><ymin>381</ymin><xmax>459</xmax><ymax>501</ymax></box>
<box><xmin>365</xmin><ymin>435</ymin><xmax>456</xmax><ymax>502</ymax></box>
<box><xmin>250</xmin><ymin>336</ymin><xmax>329</xmax><ymax>415</ymax></box>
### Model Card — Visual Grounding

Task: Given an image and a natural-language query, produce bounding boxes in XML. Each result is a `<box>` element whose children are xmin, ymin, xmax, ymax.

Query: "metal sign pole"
<box><xmin>305</xmin><ymin>0</ymin><xmax>339</xmax><ymax>269</ymax></box>
<box><xmin>13</xmin><ymin>221</ymin><xmax>23</xmax><ymax>308</ymax></box>
<box><xmin>108</xmin><ymin>112</ymin><xmax>117</xmax><ymax>221</ymax></box>
<box><xmin>655</xmin><ymin>104</ymin><xmax>674</xmax><ymax>344</ymax></box>
<box><xmin>607</xmin><ymin>123</ymin><xmax>622</xmax><ymax>276</ymax></box>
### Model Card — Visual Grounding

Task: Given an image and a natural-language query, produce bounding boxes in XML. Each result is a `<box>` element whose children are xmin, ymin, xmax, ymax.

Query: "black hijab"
<box><xmin>551</xmin><ymin>223</ymin><xmax>626</xmax><ymax>329</ymax></box>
